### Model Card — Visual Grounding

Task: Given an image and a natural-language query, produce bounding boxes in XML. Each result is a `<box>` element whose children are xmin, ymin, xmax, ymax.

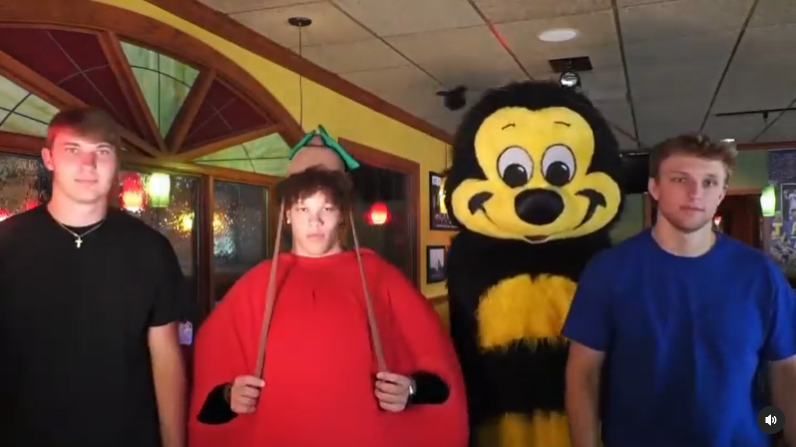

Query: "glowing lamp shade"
<box><xmin>0</xmin><ymin>208</ymin><xmax>10</xmax><ymax>222</ymax></box>
<box><xmin>120</xmin><ymin>173</ymin><xmax>146</xmax><ymax>212</ymax></box>
<box><xmin>760</xmin><ymin>185</ymin><xmax>777</xmax><ymax>217</ymax></box>
<box><xmin>147</xmin><ymin>173</ymin><xmax>171</xmax><ymax>208</ymax></box>
<box><xmin>366</xmin><ymin>202</ymin><xmax>391</xmax><ymax>226</ymax></box>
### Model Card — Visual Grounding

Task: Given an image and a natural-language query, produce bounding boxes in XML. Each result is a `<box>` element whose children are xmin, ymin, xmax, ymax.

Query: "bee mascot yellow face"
<box><xmin>444</xmin><ymin>82</ymin><xmax>623</xmax><ymax>242</ymax></box>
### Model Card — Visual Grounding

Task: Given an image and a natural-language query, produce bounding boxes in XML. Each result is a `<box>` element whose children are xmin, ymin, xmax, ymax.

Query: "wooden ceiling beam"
<box><xmin>166</xmin><ymin>68</ymin><xmax>215</xmax><ymax>153</ymax></box>
<box><xmin>97</xmin><ymin>30</ymin><xmax>167</xmax><ymax>152</ymax></box>
<box><xmin>169</xmin><ymin>124</ymin><xmax>282</xmax><ymax>161</ymax></box>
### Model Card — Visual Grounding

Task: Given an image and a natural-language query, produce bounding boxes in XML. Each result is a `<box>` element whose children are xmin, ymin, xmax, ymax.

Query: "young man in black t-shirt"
<box><xmin>0</xmin><ymin>107</ymin><xmax>188</xmax><ymax>447</ymax></box>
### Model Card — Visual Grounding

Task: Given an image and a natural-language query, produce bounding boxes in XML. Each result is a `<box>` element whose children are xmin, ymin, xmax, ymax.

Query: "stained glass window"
<box><xmin>212</xmin><ymin>180</ymin><xmax>269</xmax><ymax>302</ymax></box>
<box><xmin>194</xmin><ymin>133</ymin><xmax>290</xmax><ymax>177</ymax></box>
<box><xmin>0</xmin><ymin>74</ymin><xmax>59</xmax><ymax>137</ymax></box>
<box><xmin>0</xmin><ymin>153</ymin><xmax>48</xmax><ymax>221</ymax></box>
<box><xmin>118</xmin><ymin>171</ymin><xmax>199</xmax><ymax>276</ymax></box>
<box><xmin>121</xmin><ymin>41</ymin><xmax>199</xmax><ymax>137</ymax></box>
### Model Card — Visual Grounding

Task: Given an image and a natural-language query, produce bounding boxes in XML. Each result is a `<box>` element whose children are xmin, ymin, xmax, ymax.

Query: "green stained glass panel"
<box><xmin>196</xmin><ymin>160</ymin><xmax>256</xmax><ymax>172</ymax></box>
<box><xmin>195</xmin><ymin>145</ymin><xmax>249</xmax><ymax>162</ymax></box>
<box><xmin>251</xmin><ymin>159</ymin><xmax>289</xmax><ymax>177</ymax></box>
<box><xmin>0</xmin><ymin>74</ymin><xmax>58</xmax><ymax>137</ymax></box>
<box><xmin>194</xmin><ymin>134</ymin><xmax>291</xmax><ymax>177</ymax></box>
<box><xmin>121</xmin><ymin>41</ymin><xmax>199</xmax><ymax>137</ymax></box>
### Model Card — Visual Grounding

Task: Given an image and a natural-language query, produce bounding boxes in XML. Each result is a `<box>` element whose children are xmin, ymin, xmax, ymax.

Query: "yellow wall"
<box><xmin>95</xmin><ymin>0</ymin><xmax>453</xmax><ymax>298</ymax></box>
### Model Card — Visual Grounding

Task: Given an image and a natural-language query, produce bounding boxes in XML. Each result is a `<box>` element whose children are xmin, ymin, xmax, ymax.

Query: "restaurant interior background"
<box><xmin>0</xmin><ymin>0</ymin><xmax>794</xmax><ymax>341</ymax></box>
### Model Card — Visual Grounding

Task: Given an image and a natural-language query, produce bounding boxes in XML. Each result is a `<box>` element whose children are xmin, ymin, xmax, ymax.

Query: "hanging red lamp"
<box><xmin>120</xmin><ymin>172</ymin><xmax>146</xmax><ymax>212</ymax></box>
<box><xmin>365</xmin><ymin>201</ymin><xmax>391</xmax><ymax>226</ymax></box>
<box><xmin>0</xmin><ymin>208</ymin><xmax>10</xmax><ymax>222</ymax></box>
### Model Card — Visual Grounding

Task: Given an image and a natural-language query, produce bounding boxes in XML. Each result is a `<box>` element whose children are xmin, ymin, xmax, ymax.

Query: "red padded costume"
<box><xmin>188</xmin><ymin>249</ymin><xmax>468</xmax><ymax>447</ymax></box>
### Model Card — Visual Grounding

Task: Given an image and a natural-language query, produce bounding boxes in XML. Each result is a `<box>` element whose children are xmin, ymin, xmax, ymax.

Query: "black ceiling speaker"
<box><xmin>437</xmin><ymin>85</ymin><xmax>468</xmax><ymax>111</ymax></box>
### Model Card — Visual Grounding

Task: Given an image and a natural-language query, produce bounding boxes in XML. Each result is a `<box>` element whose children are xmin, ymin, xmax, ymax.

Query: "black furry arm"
<box><xmin>448</xmin><ymin>296</ymin><xmax>484</xmax><ymax>416</ymax></box>
<box><xmin>197</xmin><ymin>383</ymin><xmax>238</xmax><ymax>425</ymax></box>
<box><xmin>408</xmin><ymin>371</ymin><xmax>450</xmax><ymax>405</ymax></box>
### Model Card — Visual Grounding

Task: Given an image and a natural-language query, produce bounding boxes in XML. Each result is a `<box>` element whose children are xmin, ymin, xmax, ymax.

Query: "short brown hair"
<box><xmin>45</xmin><ymin>107</ymin><xmax>121</xmax><ymax>150</ymax></box>
<box><xmin>276</xmin><ymin>166</ymin><xmax>353</xmax><ymax>211</ymax></box>
<box><xmin>649</xmin><ymin>133</ymin><xmax>738</xmax><ymax>181</ymax></box>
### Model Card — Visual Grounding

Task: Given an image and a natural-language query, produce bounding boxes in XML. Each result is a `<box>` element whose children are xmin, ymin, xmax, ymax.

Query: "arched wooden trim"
<box><xmin>0</xmin><ymin>0</ymin><xmax>304</xmax><ymax>156</ymax></box>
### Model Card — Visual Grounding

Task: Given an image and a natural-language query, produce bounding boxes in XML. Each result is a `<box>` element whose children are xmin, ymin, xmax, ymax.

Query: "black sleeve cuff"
<box><xmin>197</xmin><ymin>383</ymin><xmax>238</xmax><ymax>425</ymax></box>
<box><xmin>408</xmin><ymin>371</ymin><xmax>450</xmax><ymax>405</ymax></box>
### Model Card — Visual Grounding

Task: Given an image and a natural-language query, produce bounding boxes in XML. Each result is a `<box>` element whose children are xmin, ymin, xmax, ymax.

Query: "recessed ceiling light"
<box><xmin>721</xmin><ymin>138</ymin><xmax>735</xmax><ymax>143</ymax></box>
<box><xmin>538</xmin><ymin>28</ymin><xmax>579</xmax><ymax>43</ymax></box>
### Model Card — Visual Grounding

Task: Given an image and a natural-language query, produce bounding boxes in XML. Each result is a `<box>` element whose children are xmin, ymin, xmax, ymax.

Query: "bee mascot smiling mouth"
<box><xmin>444</xmin><ymin>81</ymin><xmax>625</xmax><ymax>447</ymax></box>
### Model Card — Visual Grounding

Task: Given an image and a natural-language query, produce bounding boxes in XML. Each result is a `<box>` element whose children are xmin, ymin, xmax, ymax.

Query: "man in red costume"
<box><xmin>188</xmin><ymin>127</ymin><xmax>468</xmax><ymax>447</ymax></box>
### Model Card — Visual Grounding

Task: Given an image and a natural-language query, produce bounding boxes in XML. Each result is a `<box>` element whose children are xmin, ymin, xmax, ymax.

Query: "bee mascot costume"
<box><xmin>444</xmin><ymin>81</ymin><xmax>625</xmax><ymax>447</ymax></box>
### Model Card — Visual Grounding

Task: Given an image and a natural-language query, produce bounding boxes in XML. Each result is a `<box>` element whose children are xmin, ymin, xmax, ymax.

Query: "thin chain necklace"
<box><xmin>54</xmin><ymin>219</ymin><xmax>105</xmax><ymax>248</ymax></box>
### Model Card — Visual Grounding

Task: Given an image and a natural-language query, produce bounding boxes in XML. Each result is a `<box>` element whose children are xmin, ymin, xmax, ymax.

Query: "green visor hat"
<box><xmin>288</xmin><ymin>125</ymin><xmax>360</xmax><ymax>171</ymax></box>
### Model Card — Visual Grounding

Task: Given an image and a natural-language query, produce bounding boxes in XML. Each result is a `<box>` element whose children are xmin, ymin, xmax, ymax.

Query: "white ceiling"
<box><xmin>200</xmin><ymin>0</ymin><xmax>796</xmax><ymax>150</ymax></box>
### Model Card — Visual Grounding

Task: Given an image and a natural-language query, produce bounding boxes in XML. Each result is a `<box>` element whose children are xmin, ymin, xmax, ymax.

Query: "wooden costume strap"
<box><xmin>348</xmin><ymin>209</ymin><xmax>387</xmax><ymax>371</ymax></box>
<box><xmin>253</xmin><ymin>202</ymin><xmax>386</xmax><ymax>379</ymax></box>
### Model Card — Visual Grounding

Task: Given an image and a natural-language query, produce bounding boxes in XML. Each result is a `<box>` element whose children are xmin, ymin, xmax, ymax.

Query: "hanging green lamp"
<box><xmin>760</xmin><ymin>184</ymin><xmax>776</xmax><ymax>217</ymax></box>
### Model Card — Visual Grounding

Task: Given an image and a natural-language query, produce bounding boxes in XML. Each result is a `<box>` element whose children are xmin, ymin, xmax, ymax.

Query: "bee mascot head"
<box><xmin>444</xmin><ymin>81</ymin><xmax>624</xmax><ymax>245</ymax></box>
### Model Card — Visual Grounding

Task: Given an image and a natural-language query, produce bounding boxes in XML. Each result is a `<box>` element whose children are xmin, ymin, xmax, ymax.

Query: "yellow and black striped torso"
<box><xmin>446</xmin><ymin>232</ymin><xmax>610</xmax><ymax>447</ymax></box>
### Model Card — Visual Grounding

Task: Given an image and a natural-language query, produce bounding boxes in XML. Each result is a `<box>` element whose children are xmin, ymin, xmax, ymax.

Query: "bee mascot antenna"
<box><xmin>444</xmin><ymin>81</ymin><xmax>625</xmax><ymax>447</ymax></box>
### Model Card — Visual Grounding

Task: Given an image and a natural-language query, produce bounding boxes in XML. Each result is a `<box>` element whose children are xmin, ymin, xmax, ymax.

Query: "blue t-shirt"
<box><xmin>562</xmin><ymin>230</ymin><xmax>796</xmax><ymax>447</ymax></box>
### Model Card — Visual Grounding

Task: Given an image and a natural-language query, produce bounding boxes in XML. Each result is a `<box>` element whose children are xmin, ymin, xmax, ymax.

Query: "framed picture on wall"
<box><xmin>426</xmin><ymin>245</ymin><xmax>447</xmax><ymax>284</ymax></box>
<box><xmin>429</xmin><ymin>172</ymin><xmax>458</xmax><ymax>230</ymax></box>
<box><xmin>781</xmin><ymin>183</ymin><xmax>796</xmax><ymax>220</ymax></box>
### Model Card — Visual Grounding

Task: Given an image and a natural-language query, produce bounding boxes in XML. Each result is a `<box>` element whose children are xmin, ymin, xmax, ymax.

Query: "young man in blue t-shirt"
<box><xmin>563</xmin><ymin>134</ymin><xmax>796</xmax><ymax>447</ymax></box>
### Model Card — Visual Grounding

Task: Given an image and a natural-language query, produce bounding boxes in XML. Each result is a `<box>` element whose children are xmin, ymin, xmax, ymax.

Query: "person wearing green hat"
<box><xmin>188</xmin><ymin>127</ymin><xmax>469</xmax><ymax>447</ymax></box>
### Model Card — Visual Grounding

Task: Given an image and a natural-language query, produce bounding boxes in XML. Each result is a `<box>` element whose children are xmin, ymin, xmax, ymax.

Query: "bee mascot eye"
<box><xmin>442</xmin><ymin>80</ymin><xmax>624</xmax><ymax>447</ymax></box>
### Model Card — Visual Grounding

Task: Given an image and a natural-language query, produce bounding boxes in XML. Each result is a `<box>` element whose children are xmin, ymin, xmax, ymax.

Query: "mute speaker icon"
<box><xmin>765</xmin><ymin>414</ymin><xmax>777</xmax><ymax>426</ymax></box>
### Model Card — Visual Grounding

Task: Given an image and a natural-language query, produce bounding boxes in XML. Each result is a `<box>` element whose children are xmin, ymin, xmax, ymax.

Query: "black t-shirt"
<box><xmin>0</xmin><ymin>205</ymin><xmax>188</xmax><ymax>447</ymax></box>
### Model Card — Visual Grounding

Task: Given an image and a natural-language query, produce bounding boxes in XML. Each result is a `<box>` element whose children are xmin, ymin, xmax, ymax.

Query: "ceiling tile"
<box><xmin>616</xmin><ymin>132</ymin><xmax>641</xmax><ymax>150</ymax></box>
<box><xmin>496</xmin><ymin>10</ymin><xmax>619</xmax><ymax>51</ymax></box>
<box><xmin>332</xmin><ymin>0</ymin><xmax>483</xmax><ymax>37</ymax></box>
<box><xmin>703</xmin><ymin>114</ymin><xmax>768</xmax><ymax>143</ymax></box>
<box><xmin>580</xmin><ymin>69</ymin><xmax>629</xmax><ymax>101</ymax></box>
<box><xmin>748</xmin><ymin>0</ymin><xmax>796</xmax><ymax>28</ymax></box>
<box><xmin>712</xmin><ymin>24</ymin><xmax>796</xmax><ymax>113</ymax></box>
<box><xmin>635</xmin><ymin>100</ymin><xmax>707</xmax><ymax>145</ymax></box>
<box><xmin>510</xmin><ymin>44</ymin><xmax>622</xmax><ymax>76</ymax></box>
<box><xmin>593</xmin><ymin>97</ymin><xmax>635</xmax><ymax>133</ymax></box>
<box><xmin>533</xmin><ymin>69</ymin><xmax>628</xmax><ymax>102</ymax></box>
<box><xmin>473</xmin><ymin>0</ymin><xmax>612</xmax><ymax>24</ymax></box>
<box><xmin>200</xmin><ymin>0</ymin><xmax>323</xmax><ymax>14</ymax></box>
<box><xmin>385</xmin><ymin>26</ymin><xmax>525</xmax><ymax>90</ymax></box>
<box><xmin>230</xmin><ymin>2</ymin><xmax>372</xmax><ymax>48</ymax></box>
<box><xmin>619</xmin><ymin>0</ymin><xmax>753</xmax><ymax>43</ymax></box>
<box><xmin>592</xmin><ymin>97</ymin><xmax>639</xmax><ymax>150</ymax></box>
<box><xmin>341</xmin><ymin>65</ymin><xmax>441</xmax><ymax>109</ymax></box>
<box><xmin>756</xmin><ymin>111</ymin><xmax>796</xmax><ymax>143</ymax></box>
<box><xmin>629</xmin><ymin>64</ymin><xmax>723</xmax><ymax>102</ymax></box>
<box><xmin>414</xmin><ymin>101</ymin><xmax>468</xmax><ymax>135</ymax></box>
<box><xmin>301</xmin><ymin>40</ymin><xmax>410</xmax><ymax>74</ymax></box>
<box><xmin>617</xmin><ymin>0</ymin><xmax>678</xmax><ymax>5</ymax></box>
<box><xmin>623</xmin><ymin>32</ymin><xmax>736</xmax><ymax>66</ymax></box>
<box><xmin>496</xmin><ymin>10</ymin><xmax>622</xmax><ymax>74</ymax></box>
